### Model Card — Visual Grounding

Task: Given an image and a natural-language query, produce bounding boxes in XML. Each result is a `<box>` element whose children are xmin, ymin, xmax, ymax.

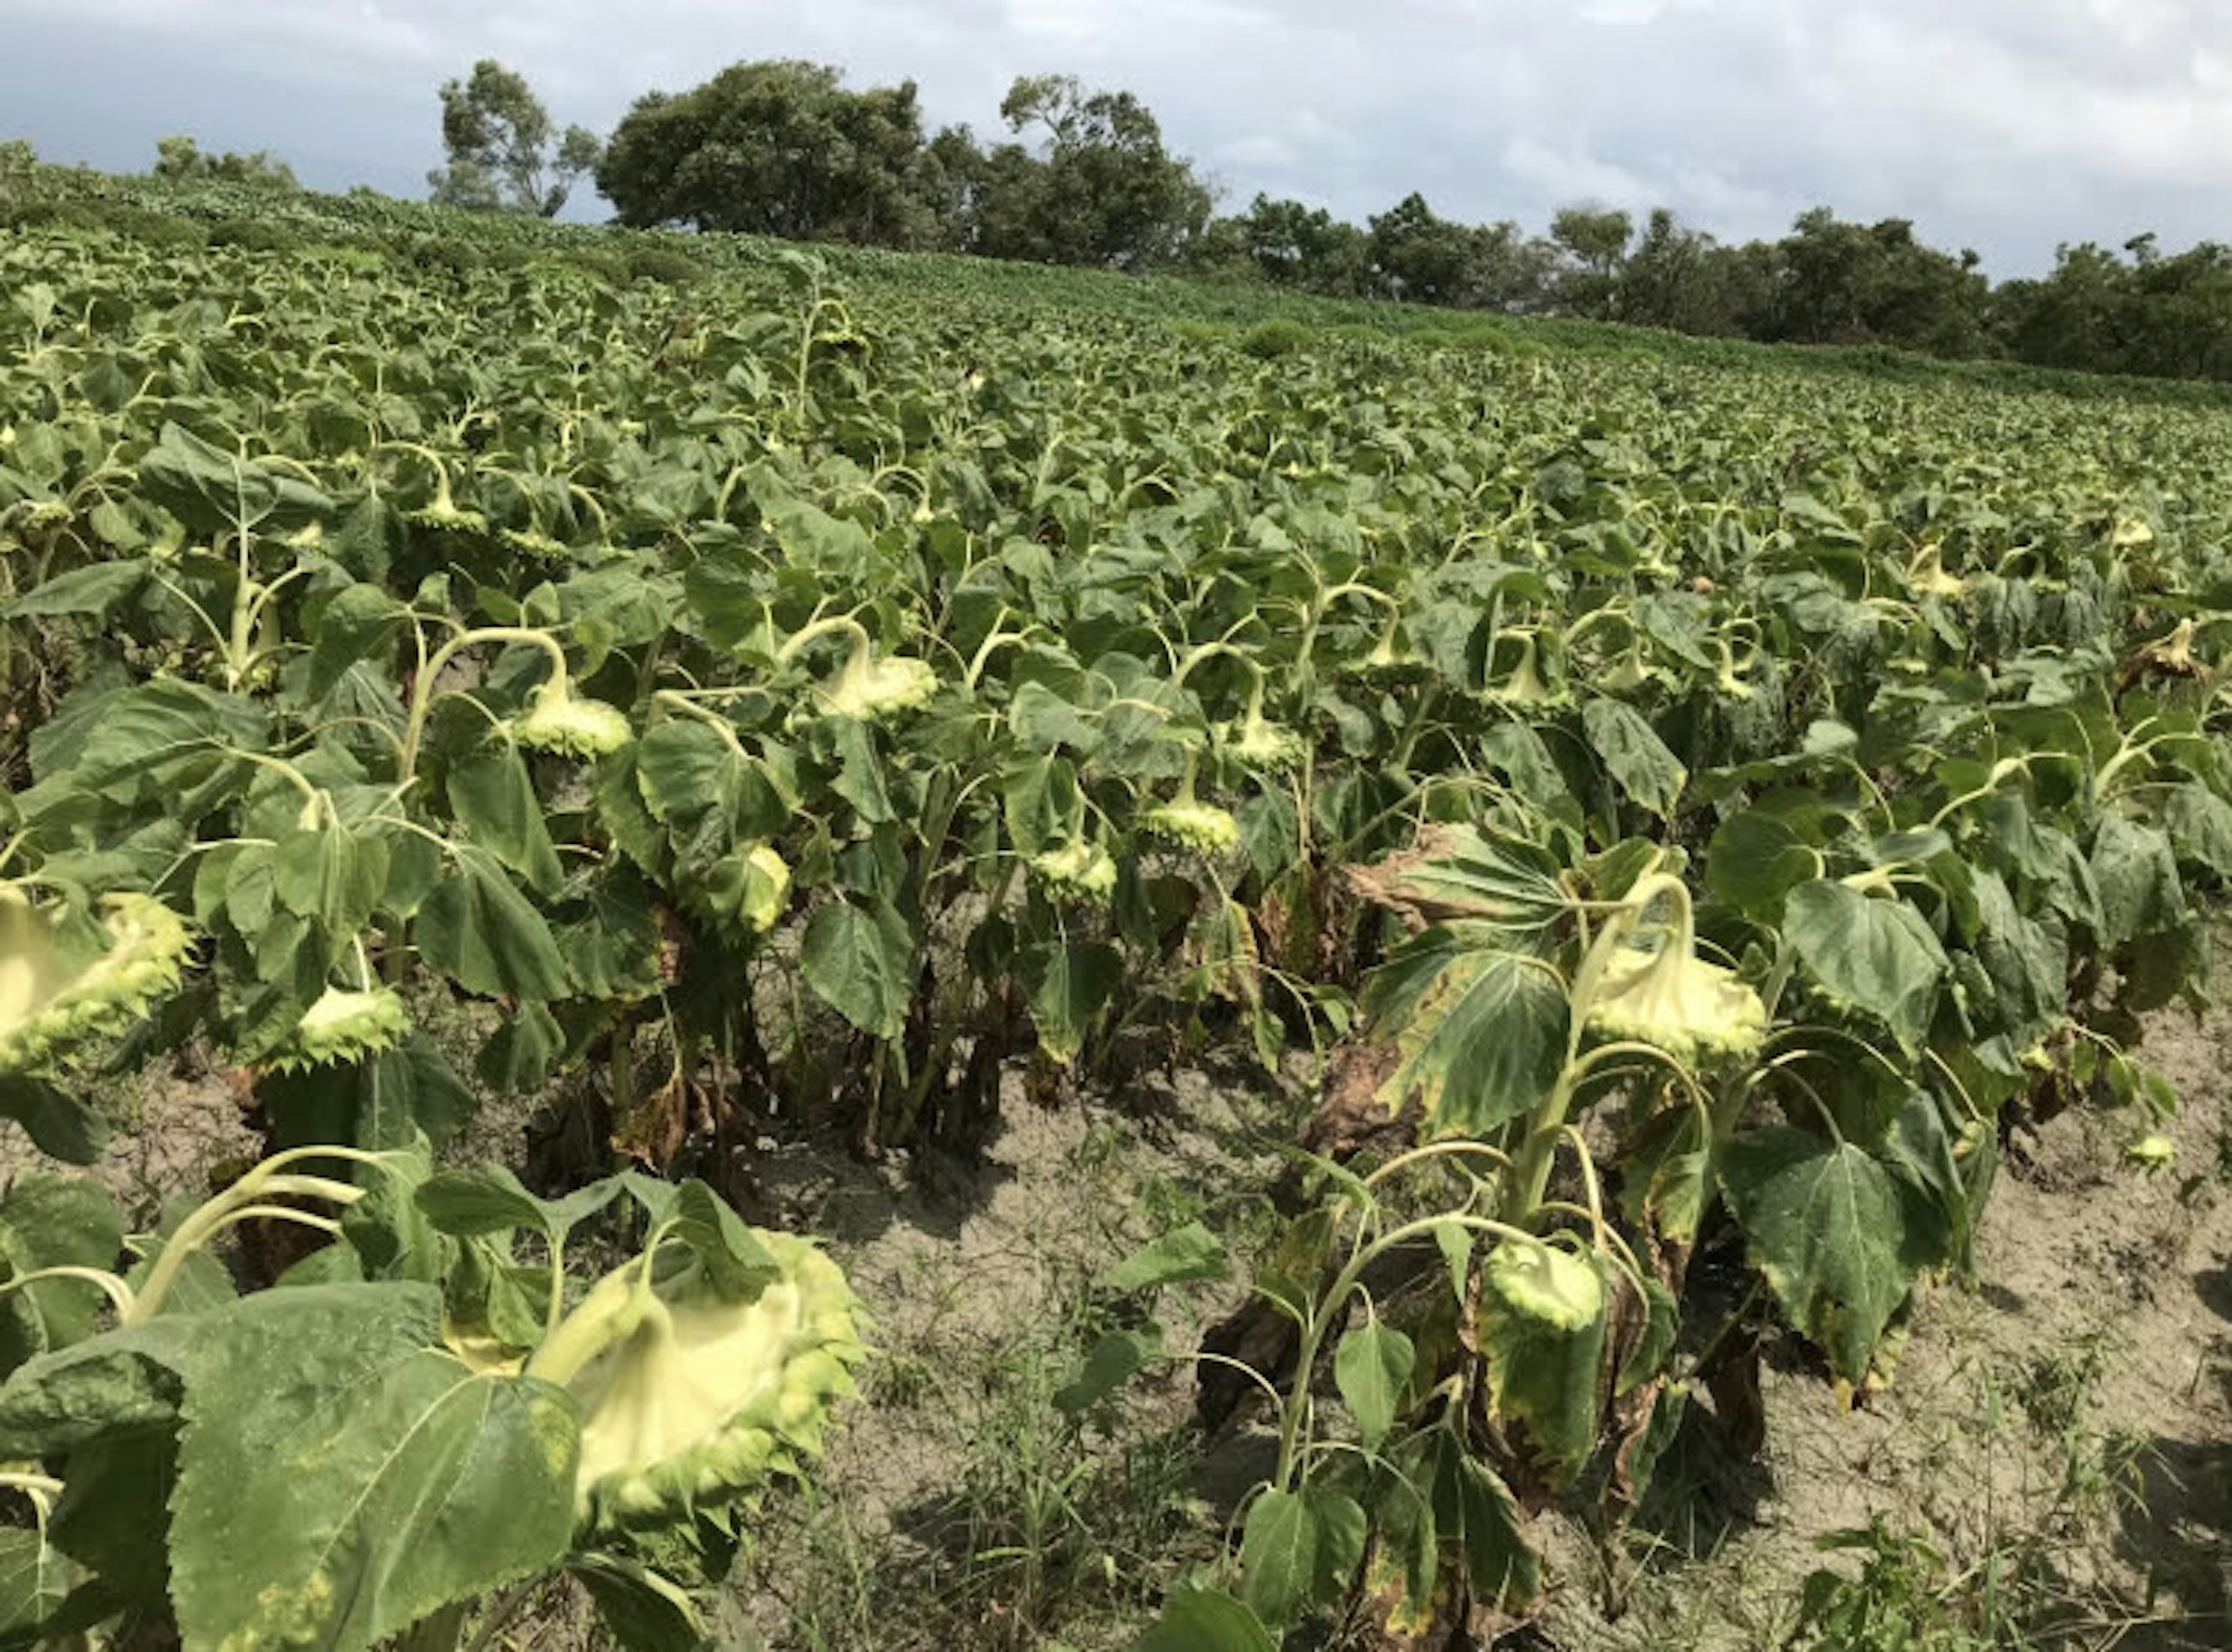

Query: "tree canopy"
<box><xmin>152</xmin><ymin>137</ymin><xmax>298</xmax><ymax>191</ymax></box>
<box><xmin>428</xmin><ymin>60</ymin><xmax>602</xmax><ymax>217</ymax></box>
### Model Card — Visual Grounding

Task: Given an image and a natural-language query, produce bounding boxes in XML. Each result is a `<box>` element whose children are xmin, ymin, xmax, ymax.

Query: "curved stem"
<box><xmin>0</xmin><ymin>1264</ymin><xmax>135</xmax><ymax>1318</ymax></box>
<box><xmin>651</xmin><ymin>691</ymin><xmax>751</xmax><ymax>760</ymax></box>
<box><xmin>774</xmin><ymin>613</ymin><xmax>871</xmax><ymax>667</ymax></box>
<box><xmin>400</xmin><ymin>627</ymin><xmax>570</xmax><ymax>781</ymax></box>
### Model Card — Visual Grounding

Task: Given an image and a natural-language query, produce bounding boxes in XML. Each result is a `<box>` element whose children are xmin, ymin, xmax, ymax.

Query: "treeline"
<box><xmin>577</xmin><ymin>58</ymin><xmax>2232</xmax><ymax>382</ymax></box>
<box><xmin>112</xmin><ymin>54</ymin><xmax>2232</xmax><ymax>386</ymax></box>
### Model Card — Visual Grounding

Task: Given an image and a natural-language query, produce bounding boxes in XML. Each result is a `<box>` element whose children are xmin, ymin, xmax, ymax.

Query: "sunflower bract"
<box><xmin>0</xmin><ymin>889</ymin><xmax>192</xmax><ymax>1076</ymax></box>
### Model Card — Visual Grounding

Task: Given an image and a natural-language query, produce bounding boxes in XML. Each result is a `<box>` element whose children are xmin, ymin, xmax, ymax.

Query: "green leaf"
<box><xmin>1414</xmin><ymin>1428</ymin><xmax>1539</xmax><ymax>1612</ymax></box>
<box><xmin>271</xmin><ymin>823</ymin><xmax>389</xmax><ymax>939</ymax></box>
<box><xmin>7</xmin><ymin>559</ymin><xmax>148</xmax><ymax>620</ymax></box>
<box><xmin>307</xmin><ymin>583</ymin><xmax>409</xmax><ymax>698</ymax></box>
<box><xmin>40</xmin><ymin>1431</ymin><xmax>173</xmax><ymax>1628</ymax></box>
<box><xmin>1783</xmin><ymin>881</ymin><xmax>1947</xmax><ymax>1051</ymax></box>
<box><xmin>0</xmin><ymin>1313</ymin><xmax>203</xmax><ymax>1458</ymax></box>
<box><xmin>478</xmin><ymin>1002</ymin><xmax>568</xmax><ymax>1093</ymax></box>
<box><xmin>2091</xmin><ymin>814</ymin><xmax>2186</xmax><ymax>949</ymax></box>
<box><xmin>1101</xmin><ymin>1222</ymin><xmax>1227</xmax><ymax>1292</ymax></box>
<box><xmin>0</xmin><ymin>1528</ymin><xmax>68</xmax><ymax>1641</ymax></box>
<box><xmin>634</xmin><ymin>719</ymin><xmax>787</xmax><ymax>840</ymax></box>
<box><xmin>1720</xmin><ymin>1128</ymin><xmax>1934</xmax><ymax>1386</ymax></box>
<box><xmin>2159</xmin><ymin>782</ymin><xmax>2232</xmax><ymax>878</ymax></box>
<box><xmin>417</xmin><ymin>1167</ymin><xmax>621</xmax><ymax>1249</ymax></box>
<box><xmin>1361</xmin><ymin>928</ymin><xmax>1569</xmax><ymax>1137</ymax></box>
<box><xmin>1133</xmin><ymin>1585</ymin><xmax>1276</xmax><ymax>1652</ymax></box>
<box><xmin>356</xmin><ymin>1037</ymin><xmax>476</xmax><ymax>1153</ymax></box>
<box><xmin>167</xmin><ymin>1283</ymin><xmax>580</xmax><ymax>1652</ymax></box>
<box><xmin>668</xmin><ymin>1181</ymin><xmax>781</xmax><ymax>1300</ymax></box>
<box><xmin>60</xmin><ymin>677</ymin><xmax>269</xmax><ymax>803</ymax></box>
<box><xmin>572</xmin><ymin>1553</ymin><xmax>713</xmax><ymax>1652</ymax></box>
<box><xmin>0</xmin><ymin>1177</ymin><xmax>125</xmax><ymax>1378</ymax></box>
<box><xmin>1582</xmin><ymin>698</ymin><xmax>1686</xmax><ymax>817</ymax></box>
<box><xmin>1001</xmin><ymin>752</ymin><xmax>1076</xmax><ymax>857</ymax></box>
<box><xmin>0</xmin><ymin>1075</ymin><xmax>109</xmax><ymax>1165</ymax></box>
<box><xmin>1018</xmin><ymin>939</ymin><xmax>1121</xmax><ymax>1065</ymax></box>
<box><xmin>619</xmin><ymin>1177</ymin><xmax>780</xmax><ymax>1302</ymax></box>
<box><xmin>1239</xmin><ymin>1485</ymin><xmax>1367</xmax><ymax>1629</ymax></box>
<box><xmin>260</xmin><ymin>1034</ymin><xmax>477</xmax><ymax>1154</ymax></box>
<box><xmin>1054</xmin><ymin>1324</ymin><xmax>1165</xmax><ymax>1418</ymax></box>
<box><xmin>1334</xmin><ymin>1319</ymin><xmax>1416</xmax><ymax>1449</ymax></box>
<box><xmin>138</xmin><ymin>420</ymin><xmax>334</xmax><ymax>535</ymax></box>
<box><xmin>829</xmin><ymin>717</ymin><xmax>895</xmax><ymax>823</ymax></box>
<box><xmin>447</xmin><ymin>741</ymin><xmax>564</xmax><ymax>895</ymax></box>
<box><xmin>1707</xmin><ymin>810</ymin><xmax>1819</xmax><ymax>922</ymax></box>
<box><xmin>416</xmin><ymin>850</ymin><xmax>573</xmax><ymax>1001</ymax></box>
<box><xmin>799</xmin><ymin>897</ymin><xmax>914</xmax><ymax>1042</ymax></box>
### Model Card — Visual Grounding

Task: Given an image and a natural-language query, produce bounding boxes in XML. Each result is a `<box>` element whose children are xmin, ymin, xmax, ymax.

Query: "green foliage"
<box><xmin>3</xmin><ymin>182</ymin><xmax>2231</xmax><ymax>1648</ymax></box>
<box><xmin>0</xmin><ymin>1149</ymin><xmax>865</xmax><ymax>1650</ymax></box>
<box><xmin>151</xmin><ymin>135</ymin><xmax>298</xmax><ymax>191</ymax></box>
<box><xmin>429</xmin><ymin>59</ymin><xmax>601</xmax><ymax>217</ymax></box>
<box><xmin>598</xmin><ymin>60</ymin><xmax>939</xmax><ymax>245</ymax></box>
<box><xmin>1236</xmin><ymin>318</ymin><xmax>1310</xmax><ymax>359</ymax></box>
<box><xmin>204</xmin><ymin>217</ymin><xmax>302</xmax><ymax>253</ymax></box>
<box><xmin>625</xmin><ymin>246</ymin><xmax>709</xmax><ymax>286</ymax></box>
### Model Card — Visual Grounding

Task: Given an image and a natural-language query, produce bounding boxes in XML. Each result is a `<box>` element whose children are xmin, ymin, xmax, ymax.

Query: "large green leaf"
<box><xmin>0</xmin><ymin>1529</ymin><xmax>68</xmax><ymax>1642</ymax></box>
<box><xmin>634</xmin><ymin>719</ymin><xmax>788</xmax><ymax>841</ymax></box>
<box><xmin>1719</xmin><ymin>1128</ymin><xmax>1935</xmax><ymax>1386</ymax></box>
<box><xmin>1018</xmin><ymin>939</ymin><xmax>1121</xmax><ymax>1065</ymax></box>
<box><xmin>0</xmin><ymin>1075</ymin><xmax>109</xmax><ymax>1165</ymax></box>
<box><xmin>260</xmin><ymin>1034</ymin><xmax>477</xmax><ymax>1154</ymax></box>
<box><xmin>1361</xmin><ymin>927</ymin><xmax>1569</xmax><ymax>1137</ymax></box>
<box><xmin>271</xmin><ymin>823</ymin><xmax>390</xmax><ymax>940</ymax></box>
<box><xmin>572</xmin><ymin>1554</ymin><xmax>714</xmax><ymax>1652</ymax></box>
<box><xmin>446</xmin><ymin>740</ymin><xmax>564</xmax><ymax>895</ymax></box>
<box><xmin>2090</xmin><ymin>814</ymin><xmax>2186</xmax><ymax>950</ymax></box>
<box><xmin>1100</xmin><ymin>1222</ymin><xmax>1227</xmax><ymax>1292</ymax></box>
<box><xmin>1782</xmin><ymin>880</ymin><xmax>1947</xmax><ymax>1051</ymax></box>
<box><xmin>1477</xmin><ymin>1245</ymin><xmax>1609</xmax><ymax>1489</ymax></box>
<box><xmin>137</xmin><ymin>420</ymin><xmax>334</xmax><ymax>535</ymax></box>
<box><xmin>1239</xmin><ymin>1485</ymin><xmax>1367</xmax><ymax>1630</ymax></box>
<box><xmin>0</xmin><ymin>1313</ymin><xmax>203</xmax><ymax>1458</ymax></box>
<box><xmin>416</xmin><ymin>850</ymin><xmax>573</xmax><ymax>1000</ymax></box>
<box><xmin>306</xmin><ymin>582</ymin><xmax>409</xmax><ymax>699</ymax></box>
<box><xmin>7</xmin><ymin>559</ymin><xmax>148</xmax><ymax>621</ymax></box>
<box><xmin>1133</xmin><ymin>1585</ymin><xmax>1276</xmax><ymax>1652</ymax></box>
<box><xmin>1706</xmin><ymin>810</ymin><xmax>1820</xmax><ymax>922</ymax></box>
<box><xmin>1408</xmin><ymin>1425</ymin><xmax>1540</xmax><ymax>1612</ymax></box>
<box><xmin>799</xmin><ymin>896</ymin><xmax>915</xmax><ymax>1042</ymax></box>
<box><xmin>1334</xmin><ymin>1318</ymin><xmax>1415</xmax><ymax>1450</ymax></box>
<box><xmin>1582</xmin><ymin>698</ymin><xmax>1686</xmax><ymax>817</ymax></box>
<box><xmin>167</xmin><ymin>1283</ymin><xmax>580</xmax><ymax>1652</ymax></box>
<box><xmin>0</xmin><ymin>1177</ymin><xmax>125</xmax><ymax>1378</ymax></box>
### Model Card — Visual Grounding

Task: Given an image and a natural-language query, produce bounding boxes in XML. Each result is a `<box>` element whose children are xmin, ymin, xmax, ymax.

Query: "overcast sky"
<box><xmin>5</xmin><ymin>0</ymin><xmax>2230</xmax><ymax>276</ymax></box>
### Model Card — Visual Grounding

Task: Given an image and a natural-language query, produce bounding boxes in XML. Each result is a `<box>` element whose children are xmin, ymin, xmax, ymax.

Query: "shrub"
<box><xmin>1238</xmin><ymin>318</ymin><xmax>1312</xmax><ymax>359</ymax></box>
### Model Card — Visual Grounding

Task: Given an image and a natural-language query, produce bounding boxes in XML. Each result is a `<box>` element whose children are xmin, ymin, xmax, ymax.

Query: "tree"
<box><xmin>977</xmin><ymin>74</ymin><xmax>1212</xmax><ymax>267</ymax></box>
<box><xmin>151</xmin><ymin>135</ymin><xmax>298</xmax><ymax>191</ymax></box>
<box><xmin>1233</xmin><ymin>195</ymin><xmax>1369</xmax><ymax>294</ymax></box>
<box><xmin>1770</xmin><ymin>209</ymin><xmax>1990</xmax><ymax>355</ymax></box>
<box><xmin>1618</xmin><ymin>209</ymin><xmax>1741</xmax><ymax>334</ymax></box>
<box><xmin>428</xmin><ymin>60</ymin><xmax>601</xmax><ymax>217</ymax></box>
<box><xmin>596</xmin><ymin>61</ymin><xmax>936</xmax><ymax>245</ymax></box>
<box><xmin>1549</xmin><ymin>206</ymin><xmax>1633</xmax><ymax>320</ymax></box>
<box><xmin>1367</xmin><ymin>194</ymin><xmax>1489</xmax><ymax>306</ymax></box>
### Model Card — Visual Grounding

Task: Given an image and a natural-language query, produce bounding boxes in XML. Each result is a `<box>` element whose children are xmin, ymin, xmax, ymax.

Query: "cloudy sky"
<box><xmin>5</xmin><ymin>0</ymin><xmax>2230</xmax><ymax>275</ymax></box>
